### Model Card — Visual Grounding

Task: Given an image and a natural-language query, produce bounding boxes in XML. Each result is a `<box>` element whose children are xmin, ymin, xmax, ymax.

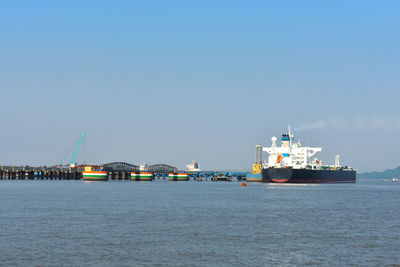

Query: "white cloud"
<box><xmin>294</xmin><ymin>115</ymin><xmax>400</xmax><ymax>132</ymax></box>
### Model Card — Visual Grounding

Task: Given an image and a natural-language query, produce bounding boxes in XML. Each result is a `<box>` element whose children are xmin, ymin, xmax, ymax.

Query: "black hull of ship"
<box><xmin>262</xmin><ymin>168</ymin><xmax>356</xmax><ymax>183</ymax></box>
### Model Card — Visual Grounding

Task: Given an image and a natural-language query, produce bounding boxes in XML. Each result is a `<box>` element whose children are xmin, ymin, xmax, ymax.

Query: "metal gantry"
<box><xmin>101</xmin><ymin>162</ymin><xmax>178</xmax><ymax>173</ymax></box>
<box><xmin>255</xmin><ymin>145</ymin><xmax>263</xmax><ymax>164</ymax></box>
<box><xmin>102</xmin><ymin>162</ymin><xmax>140</xmax><ymax>172</ymax></box>
<box><xmin>145</xmin><ymin>164</ymin><xmax>178</xmax><ymax>174</ymax></box>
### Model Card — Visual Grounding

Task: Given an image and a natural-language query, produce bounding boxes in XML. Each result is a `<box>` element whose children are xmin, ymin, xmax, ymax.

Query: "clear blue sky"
<box><xmin>1</xmin><ymin>1</ymin><xmax>399</xmax><ymax>172</ymax></box>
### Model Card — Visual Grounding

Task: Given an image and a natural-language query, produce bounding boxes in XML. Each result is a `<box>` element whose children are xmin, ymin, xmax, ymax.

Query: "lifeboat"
<box><xmin>276</xmin><ymin>154</ymin><xmax>282</xmax><ymax>163</ymax></box>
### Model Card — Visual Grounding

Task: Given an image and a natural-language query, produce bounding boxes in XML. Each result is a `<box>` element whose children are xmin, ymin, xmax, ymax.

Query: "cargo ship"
<box><xmin>186</xmin><ymin>161</ymin><xmax>201</xmax><ymax>172</ymax></box>
<box><xmin>261</xmin><ymin>127</ymin><xmax>356</xmax><ymax>183</ymax></box>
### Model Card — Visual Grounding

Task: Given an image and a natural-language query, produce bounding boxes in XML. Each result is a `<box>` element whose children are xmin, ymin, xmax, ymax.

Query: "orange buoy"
<box><xmin>241</xmin><ymin>182</ymin><xmax>247</xmax><ymax>187</ymax></box>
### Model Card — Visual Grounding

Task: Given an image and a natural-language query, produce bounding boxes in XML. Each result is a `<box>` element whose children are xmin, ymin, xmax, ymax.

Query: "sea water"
<box><xmin>0</xmin><ymin>179</ymin><xmax>399</xmax><ymax>266</ymax></box>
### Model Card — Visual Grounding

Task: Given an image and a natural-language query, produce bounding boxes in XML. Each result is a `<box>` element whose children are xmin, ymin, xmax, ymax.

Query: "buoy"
<box><xmin>241</xmin><ymin>182</ymin><xmax>247</xmax><ymax>187</ymax></box>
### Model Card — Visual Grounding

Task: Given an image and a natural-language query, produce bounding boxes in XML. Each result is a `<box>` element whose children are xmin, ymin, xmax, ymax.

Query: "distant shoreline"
<box><xmin>358</xmin><ymin>166</ymin><xmax>400</xmax><ymax>179</ymax></box>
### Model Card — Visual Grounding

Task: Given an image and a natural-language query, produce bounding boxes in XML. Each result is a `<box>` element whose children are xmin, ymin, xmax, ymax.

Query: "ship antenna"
<box><xmin>288</xmin><ymin>124</ymin><xmax>293</xmax><ymax>145</ymax></box>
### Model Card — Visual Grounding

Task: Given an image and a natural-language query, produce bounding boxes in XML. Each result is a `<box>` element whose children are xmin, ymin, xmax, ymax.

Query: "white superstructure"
<box><xmin>139</xmin><ymin>162</ymin><xmax>148</xmax><ymax>172</ymax></box>
<box><xmin>263</xmin><ymin>126</ymin><xmax>330</xmax><ymax>169</ymax></box>
<box><xmin>186</xmin><ymin>161</ymin><xmax>201</xmax><ymax>172</ymax></box>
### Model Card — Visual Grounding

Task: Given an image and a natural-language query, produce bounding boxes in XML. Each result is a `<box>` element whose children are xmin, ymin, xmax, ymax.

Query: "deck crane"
<box><xmin>60</xmin><ymin>132</ymin><xmax>86</xmax><ymax>168</ymax></box>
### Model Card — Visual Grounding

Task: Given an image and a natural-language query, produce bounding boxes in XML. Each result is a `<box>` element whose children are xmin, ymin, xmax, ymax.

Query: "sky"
<box><xmin>0</xmin><ymin>1</ymin><xmax>399</xmax><ymax>172</ymax></box>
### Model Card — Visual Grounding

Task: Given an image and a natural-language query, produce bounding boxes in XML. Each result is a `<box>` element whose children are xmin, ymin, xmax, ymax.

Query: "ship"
<box><xmin>261</xmin><ymin>127</ymin><xmax>356</xmax><ymax>183</ymax></box>
<box><xmin>186</xmin><ymin>161</ymin><xmax>201</xmax><ymax>172</ymax></box>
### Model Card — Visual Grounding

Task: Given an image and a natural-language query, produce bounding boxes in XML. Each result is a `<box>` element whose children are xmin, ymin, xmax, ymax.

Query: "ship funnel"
<box><xmin>281</xmin><ymin>134</ymin><xmax>290</xmax><ymax>147</ymax></box>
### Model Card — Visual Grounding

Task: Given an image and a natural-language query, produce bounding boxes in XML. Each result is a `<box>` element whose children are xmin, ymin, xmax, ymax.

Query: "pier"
<box><xmin>0</xmin><ymin>166</ymin><xmax>82</xmax><ymax>180</ymax></box>
<box><xmin>0</xmin><ymin>162</ymin><xmax>250</xmax><ymax>181</ymax></box>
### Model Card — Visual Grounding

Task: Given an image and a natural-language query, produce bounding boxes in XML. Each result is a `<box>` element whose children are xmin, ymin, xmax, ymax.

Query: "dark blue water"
<box><xmin>0</xmin><ymin>179</ymin><xmax>399</xmax><ymax>266</ymax></box>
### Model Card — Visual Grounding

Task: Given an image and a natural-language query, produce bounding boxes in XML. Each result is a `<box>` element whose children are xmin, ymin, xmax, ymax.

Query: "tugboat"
<box><xmin>261</xmin><ymin>127</ymin><xmax>356</xmax><ymax>183</ymax></box>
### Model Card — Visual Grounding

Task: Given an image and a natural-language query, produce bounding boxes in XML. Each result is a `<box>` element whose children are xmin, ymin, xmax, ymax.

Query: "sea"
<box><xmin>0</xmin><ymin>179</ymin><xmax>399</xmax><ymax>266</ymax></box>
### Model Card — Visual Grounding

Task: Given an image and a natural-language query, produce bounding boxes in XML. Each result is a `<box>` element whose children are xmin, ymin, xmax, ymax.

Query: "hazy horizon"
<box><xmin>1</xmin><ymin>1</ymin><xmax>399</xmax><ymax>172</ymax></box>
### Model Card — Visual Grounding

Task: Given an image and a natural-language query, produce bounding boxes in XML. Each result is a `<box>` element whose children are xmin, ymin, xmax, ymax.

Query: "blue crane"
<box><xmin>69</xmin><ymin>132</ymin><xmax>85</xmax><ymax>166</ymax></box>
<box><xmin>60</xmin><ymin>132</ymin><xmax>86</xmax><ymax>167</ymax></box>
